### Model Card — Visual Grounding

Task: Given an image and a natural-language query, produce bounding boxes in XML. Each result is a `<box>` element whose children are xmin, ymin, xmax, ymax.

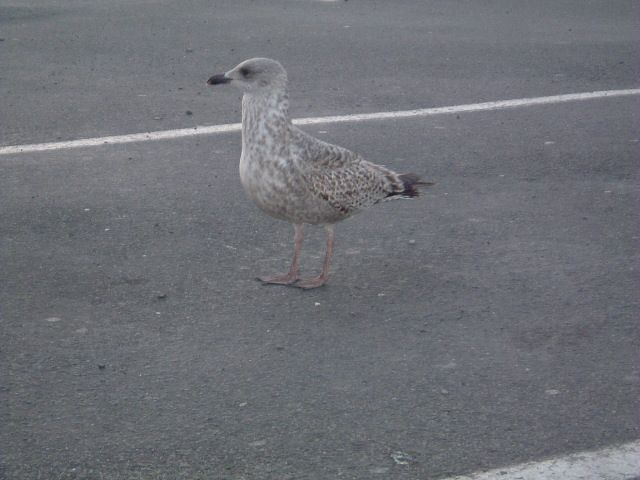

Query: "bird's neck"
<box><xmin>241</xmin><ymin>89</ymin><xmax>291</xmax><ymax>156</ymax></box>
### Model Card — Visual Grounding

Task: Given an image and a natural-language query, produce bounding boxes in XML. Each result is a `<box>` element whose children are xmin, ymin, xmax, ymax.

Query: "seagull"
<box><xmin>207</xmin><ymin>58</ymin><xmax>432</xmax><ymax>289</ymax></box>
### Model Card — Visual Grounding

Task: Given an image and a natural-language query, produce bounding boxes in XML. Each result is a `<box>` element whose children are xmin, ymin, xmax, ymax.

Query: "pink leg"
<box><xmin>295</xmin><ymin>225</ymin><xmax>335</xmax><ymax>289</ymax></box>
<box><xmin>258</xmin><ymin>224</ymin><xmax>303</xmax><ymax>285</ymax></box>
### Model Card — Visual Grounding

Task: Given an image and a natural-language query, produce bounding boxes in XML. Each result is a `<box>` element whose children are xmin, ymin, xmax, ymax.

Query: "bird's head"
<box><xmin>207</xmin><ymin>57</ymin><xmax>288</xmax><ymax>93</ymax></box>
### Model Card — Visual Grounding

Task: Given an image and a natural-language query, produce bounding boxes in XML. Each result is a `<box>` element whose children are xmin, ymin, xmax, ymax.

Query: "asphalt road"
<box><xmin>1</xmin><ymin>1</ymin><xmax>639</xmax><ymax>479</ymax></box>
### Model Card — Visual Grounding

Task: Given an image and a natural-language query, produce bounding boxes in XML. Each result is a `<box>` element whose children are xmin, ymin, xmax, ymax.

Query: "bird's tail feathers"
<box><xmin>388</xmin><ymin>173</ymin><xmax>434</xmax><ymax>199</ymax></box>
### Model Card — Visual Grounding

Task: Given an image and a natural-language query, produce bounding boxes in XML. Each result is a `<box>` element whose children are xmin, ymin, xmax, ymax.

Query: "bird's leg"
<box><xmin>295</xmin><ymin>224</ymin><xmax>335</xmax><ymax>289</ymax></box>
<box><xmin>258</xmin><ymin>223</ymin><xmax>303</xmax><ymax>285</ymax></box>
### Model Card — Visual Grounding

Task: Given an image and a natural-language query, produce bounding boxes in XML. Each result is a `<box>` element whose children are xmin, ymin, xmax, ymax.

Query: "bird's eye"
<box><xmin>239</xmin><ymin>67</ymin><xmax>251</xmax><ymax>77</ymax></box>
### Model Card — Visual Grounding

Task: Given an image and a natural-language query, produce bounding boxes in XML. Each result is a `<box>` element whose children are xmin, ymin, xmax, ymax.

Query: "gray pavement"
<box><xmin>1</xmin><ymin>1</ymin><xmax>640</xmax><ymax>479</ymax></box>
<box><xmin>2</xmin><ymin>0</ymin><xmax>639</xmax><ymax>145</ymax></box>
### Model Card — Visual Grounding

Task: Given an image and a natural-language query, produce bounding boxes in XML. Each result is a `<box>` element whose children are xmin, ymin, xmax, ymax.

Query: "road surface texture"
<box><xmin>1</xmin><ymin>1</ymin><xmax>639</xmax><ymax>479</ymax></box>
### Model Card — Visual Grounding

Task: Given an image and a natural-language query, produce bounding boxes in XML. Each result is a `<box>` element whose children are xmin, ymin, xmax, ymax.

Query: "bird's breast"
<box><xmin>239</xmin><ymin>151</ymin><xmax>296</xmax><ymax>218</ymax></box>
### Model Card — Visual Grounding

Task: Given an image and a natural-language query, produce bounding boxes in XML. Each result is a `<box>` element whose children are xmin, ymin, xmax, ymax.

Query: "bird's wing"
<box><xmin>290</xmin><ymin>126</ymin><xmax>360</xmax><ymax>169</ymax></box>
<box><xmin>303</xmin><ymin>161</ymin><xmax>406</xmax><ymax>215</ymax></box>
<box><xmin>291</xmin><ymin>127</ymin><xmax>409</xmax><ymax>214</ymax></box>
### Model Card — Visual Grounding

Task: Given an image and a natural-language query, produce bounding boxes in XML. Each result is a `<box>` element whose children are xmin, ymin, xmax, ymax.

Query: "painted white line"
<box><xmin>0</xmin><ymin>123</ymin><xmax>241</xmax><ymax>156</ymax></box>
<box><xmin>295</xmin><ymin>88</ymin><xmax>640</xmax><ymax>126</ymax></box>
<box><xmin>1</xmin><ymin>88</ymin><xmax>639</xmax><ymax>156</ymax></box>
<box><xmin>445</xmin><ymin>440</ymin><xmax>640</xmax><ymax>480</ymax></box>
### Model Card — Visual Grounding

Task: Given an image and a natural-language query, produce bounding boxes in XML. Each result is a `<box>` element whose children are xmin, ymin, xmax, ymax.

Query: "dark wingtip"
<box><xmin>389</xmin><ymin>173</ymin><xmax>434</xmax><ymax>199</ymax></box>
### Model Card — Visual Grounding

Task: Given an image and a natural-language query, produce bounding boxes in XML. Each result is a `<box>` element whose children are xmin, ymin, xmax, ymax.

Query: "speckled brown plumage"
<box><xmin>208</xmin><ymin>58</ymin><xmax>432</xmax><ymax>288</ymax></box>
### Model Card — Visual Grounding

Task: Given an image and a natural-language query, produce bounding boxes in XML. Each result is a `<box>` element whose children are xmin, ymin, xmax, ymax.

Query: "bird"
<box><xmin>207</xmin><ymin>58</ymin><xmax>432</xmax><ymax>289</ymax></box>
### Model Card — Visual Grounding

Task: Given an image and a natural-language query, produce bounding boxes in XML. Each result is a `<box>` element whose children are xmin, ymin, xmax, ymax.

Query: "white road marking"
<box><xmin>0</xmin><ymin>123</ymin><xmax>242</xmax><ymax>156</ymax></box>
<box><xmin>1</xmin><ymin>88</ymin><xmax>638</xmax><ymax>156</ymax></box>
<box><xmin>444</xmin><ymin>440</ymin><xmax>640</xmax><ymax>480</ymax></box>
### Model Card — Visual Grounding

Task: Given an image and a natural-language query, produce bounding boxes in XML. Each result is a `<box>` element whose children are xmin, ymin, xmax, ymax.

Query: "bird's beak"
<box><xmin>207</xmin><ymin>73</ymin><xmax>231</xmax><ymax>85</ymax></box>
